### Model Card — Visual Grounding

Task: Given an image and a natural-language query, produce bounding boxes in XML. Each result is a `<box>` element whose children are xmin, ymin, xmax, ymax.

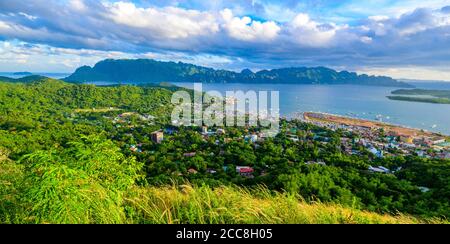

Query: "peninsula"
<box><xmin>388</xmin><ymin>89</ymin><xmax>450</xmax><ymax>104</ymax></box>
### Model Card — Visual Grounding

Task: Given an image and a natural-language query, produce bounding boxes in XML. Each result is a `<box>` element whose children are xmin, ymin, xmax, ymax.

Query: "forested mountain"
<box><xmin>65</xmin><ymin>59</ymin><xmax>412</xmax><ymax>87</ymax></box>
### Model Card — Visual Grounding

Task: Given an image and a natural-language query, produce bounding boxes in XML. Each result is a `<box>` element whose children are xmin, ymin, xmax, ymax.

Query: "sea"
<box><xmin>2</xmin><ymin>72</ymin><xmax>450</xmax><ymax>135</ymax></box>
<box><xmin>0</xmin><ymin>72</ymin><xmax>71</xmax><ymax>79</ymax></box>
<box><xmin>172</xmin><ymin>82</ymin><xmax>450</xmax><ymax>135</ymax></box>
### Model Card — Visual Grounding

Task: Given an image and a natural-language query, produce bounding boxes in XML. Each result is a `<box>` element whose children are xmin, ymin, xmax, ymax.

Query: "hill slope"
<box><xmin>65</xmin><ymin>59</ymin><xmax>412</xmax><ymax>87</ymax></box>
<box><xmin>128</xmin><ymin>185</ymin><xmax>442</xmax><ymax>224</ymax></box>
<box><xmin>0</xmin><ymin>152</ymin><xmax>438</xmax><ymax>224</ymax></box>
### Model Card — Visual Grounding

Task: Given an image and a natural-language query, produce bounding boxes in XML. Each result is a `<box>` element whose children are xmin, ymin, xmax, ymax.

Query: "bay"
<box><xmin>173</xmin><ymin>82</ymin><xmax>450</xmax><ymax>135</ymax></box>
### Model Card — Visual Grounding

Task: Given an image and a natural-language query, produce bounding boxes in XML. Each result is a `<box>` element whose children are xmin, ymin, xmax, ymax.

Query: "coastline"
<box><xmin>302</xmin><ymin>111</ymin><xmax>448</xmax><ymax>138</ymax></box>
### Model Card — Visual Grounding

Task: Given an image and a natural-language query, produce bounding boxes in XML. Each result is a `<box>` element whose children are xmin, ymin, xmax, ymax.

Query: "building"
<box><xmin>399</xmin><ymin>136</ymin><xmax>414</xmax><ymax>144</ymax></box>
<box><xmin>216</xmin><ymin>128</ymin><xmax>226</xmax><ymax>135</ymax></box>
<box><xmin>305</xmin><ymin>160</ymin><xmax>326</xmax><ymax>166</ymax></box>
<box><xmin>188</xmin><ymin>168</ymin><xmax>198</xmax><ymax>174</ymax></box>
<box><xmin>151</xmin><ymin>131</ymin><xmax>164</xmax><ymax>144</ymax></box>
<box><xmin>369</xmin><ymin>147</ymin><xmax>384</xmax><ymax>158</ymax></box>
<box><xmin>183</xmin><ymin>152</ymin><xmax>197</xmax><ymax>157</ymax></box>
<box><xmin>418</xmin><ymin>186</ymin><xmax>430</xmax><ymax>193</ymax></box>
<box><xmin>236</xmin><ymin>166</ymin><xmax>254</xmax><ymax>178</ymax></box>
<box><xmin>368</xmin><ymin>166</ymin><xmax>390</xmax><ymax>173</ymax></box>
<box><xmin>245</xmin><ymin>134</ymin><xmax>259</xmax><ymax>143</ymax></box>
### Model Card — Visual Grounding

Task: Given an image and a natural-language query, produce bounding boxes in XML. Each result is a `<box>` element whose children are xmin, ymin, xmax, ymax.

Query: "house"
<box><xmin>432</xmin><ymin>138</ymin><xmax>446</xmax><ymax>145</ymax></box>
<box><xmin>388</xmin><ymin>143</ymin><xmax>399</xmax><ymax>149</ymax></box>
<box><xmin>378</xmin><ymin>166</ymin><xmax>390</xmax><ymax>173</ymax></box>
<box><xmin>368</xmin><ymin>166</ymin><xmax>390</xmax><ymax>173</ymax></box>
<box><xmin>245</xmin><ymin>134</ymin><xmax>258</xmax><ymax>143</ymax></box>
<box><xmin>288</xmin><ymin>134</ymin><xmax>299</xmax><ymax>142</ymax></box>
<box><xmin>202</xmin><ymin>126</ymin><xmax>208</xmax><ymax>134</ymax></box>
<box><xmin>151</xmin><ymin>131</ymin><xmax>164</xmax><ymax>144</ymax></box>
<box><xmin>418</xmin><ymin>186</ymin><xmax>430</xmax><ymax>193</ymax></box>
<box><xmin>183</xmin><ymin>152</ymin><xmax>197</xmax><ymax>157</ymax></box>
<box><xmin>416</xmin><ymin>150</ymin><xmax>425</xmax><ymax>157</ymax></box>
<box><xmin>400</xmin><ymin>136</ymin><xmax>414</xmax><ymax>144</ymax></box>
<box><xmin>236</xmin><ymin>166</ymin><xmax>254</xmax><ymax>178</ymax></box>
<box><xmin>445</xmin><ymin>152</ymin><xmax>450</xmax><ymax>159</ymax></box>
<box><xmin>224</xmin><ymin>138</ymin><xmax>233</xmax><ymax>143</ymax></box>
<box><xmin>305</xmin><ymin>160</ymin><xmax>326</xmax><ymax>166</ymax></box>
<box><xmin>369</xmin><ymin>147</ymin><xmax>384</xmax><ymax>158</ymax></box>
<box><xmin>216</xmin><ymin>128</ymin><xmax>226</xmax><ymax>135</ymax></box>
<box><xmin>188</xmin><ymin>168</ymin><xmax>198</xmax><ymax>174</ymax></box>
<box><xmin>130</xmin><ymin>145</ymin><xmax>139</xmax><ymax>152</ymax></box>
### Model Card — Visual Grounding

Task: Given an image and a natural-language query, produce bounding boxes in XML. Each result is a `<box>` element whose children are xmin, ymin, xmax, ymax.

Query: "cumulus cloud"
<box><xmin>287</xmin><ymin>13</ymin><xmax>339</xmax><ymax>47</ymax></box>
<box><xmin>0</xmin><ymin>0</ymin><xmax>449</xmax><ymax>79</ymax></box>
<box><xmin>106</xmin><ymin>2</ymin><xmax>219</xmax><ymax>39</ymax></box>
<box><xmin>220</xmin><ymin>8</ymin><xmax>280</xmax><ymax>41</ymax></box>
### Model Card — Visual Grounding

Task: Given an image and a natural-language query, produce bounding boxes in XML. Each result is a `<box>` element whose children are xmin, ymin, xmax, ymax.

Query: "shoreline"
<box><xmin>302</xmin><ymin>111</ymin><xmax>448</xmax><ymax>138</ymax></box>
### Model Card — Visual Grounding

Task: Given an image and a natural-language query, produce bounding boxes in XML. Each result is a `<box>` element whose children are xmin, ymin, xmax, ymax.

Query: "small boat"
<box><xmin>432</xmin><ymin>124</ymin><xmax>438</xmax><ymax>129</ymax></box>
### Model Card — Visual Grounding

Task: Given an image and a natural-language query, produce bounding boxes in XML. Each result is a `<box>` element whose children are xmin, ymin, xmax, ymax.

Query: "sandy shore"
<box><xmin>303</xmin><ymin>112</ymin><xmax>446</xmax><ymax>138</ymax></box>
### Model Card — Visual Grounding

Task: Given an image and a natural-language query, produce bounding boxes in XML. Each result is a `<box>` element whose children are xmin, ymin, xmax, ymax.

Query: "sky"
<box><xmin>1</xmin><ymin>0</ymin><xmax>450</xmax><ymax>80</ymax></box>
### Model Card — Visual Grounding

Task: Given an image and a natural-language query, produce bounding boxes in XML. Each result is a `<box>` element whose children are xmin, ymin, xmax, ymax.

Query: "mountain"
<box><xmin>65</xmin><ymin>59</ymin><xmax>413</xmax><ymax>87</ymax></box>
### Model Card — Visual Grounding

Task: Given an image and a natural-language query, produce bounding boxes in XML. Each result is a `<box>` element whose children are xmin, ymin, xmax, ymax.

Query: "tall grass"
<box><xmin>124</xmin><ymin>184</ymin><xmax>444</xmax><ymax>224</ymax></box>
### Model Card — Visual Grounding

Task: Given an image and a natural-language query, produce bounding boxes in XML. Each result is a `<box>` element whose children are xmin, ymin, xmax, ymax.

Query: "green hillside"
<box><xmin>0</xmin><ymin>77</ymin><xmax>449</xmax><ymax>223</ymax></box>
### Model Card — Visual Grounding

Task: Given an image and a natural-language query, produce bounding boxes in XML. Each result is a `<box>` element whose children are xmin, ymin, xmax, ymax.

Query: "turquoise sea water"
<box><xmin>173</xmin><ymin>82</ymin><xmax>450</xmax><ymax>135</ymax></box>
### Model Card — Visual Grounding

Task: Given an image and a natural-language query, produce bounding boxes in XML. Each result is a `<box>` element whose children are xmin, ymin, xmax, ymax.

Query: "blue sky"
<box><xmin>1</xmin><ymin>0</ymin><xmax>450</xmax><ymax>80</ymax></box>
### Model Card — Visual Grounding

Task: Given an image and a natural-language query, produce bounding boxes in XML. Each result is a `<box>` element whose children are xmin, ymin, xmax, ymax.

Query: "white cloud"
<box><xmin>18</xmin><ymin>12</ymin><xmax>37</xmax><ymax>21</ymax></box>
<box><xmin>0</xmin><ymin>20</ymin><xmax>11</xmax><ymax>31</ymax></box>
<box><xmin>360</xmin><ymin>36</ymin><xmax>373</xmax><ymax>44</ymax></box>
<box><xmin>106</xmin><ymin>2</ymin><xmax>219</xmax><ymax>39</ymax></box>
<box><xmin>287</xmin><ymin>13</ymin><xmax>338</xmax><ymax>47</ymax></box>
<box><xmin>359</xmin><ymin>66</ymin><xmax>450</xmax><ymax>81</ymax></box>
<box><xmin>368</xmin><ymin>15</ymin><xmax>390</xmax><ymax>21</ymax></box>
<box><xmin>1</xmin><ymin>1</ymin><xmax>450</xmax><ymax>79</ymax></box>
<box><xmin>220</xmin><ymin>8</ymin><xmax>280</xmax><ymax>41</ymax></box>
<box><xmin>0</xmin><ymin>41</ymin><xmax>237</xmax><ymax>72</ymax></box>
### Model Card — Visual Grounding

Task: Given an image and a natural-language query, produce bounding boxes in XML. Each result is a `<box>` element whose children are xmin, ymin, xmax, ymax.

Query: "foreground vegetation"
<box><xmin>1</xmin><ymin>77</ymin><xmax>449</xmax><ymax>223</ymax></box>
<box><xmin>129</xmin><ymin>185</ymin><xmax>443</xmax><ymax>224</ymax></box>
<box><xmin>0</xmin><ymin>138</ymin><xmax>442</xmax><ymax>224</ymax></box>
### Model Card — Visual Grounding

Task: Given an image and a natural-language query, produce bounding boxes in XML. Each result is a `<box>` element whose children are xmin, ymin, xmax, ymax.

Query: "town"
<box><xmin>91</xmin><ymin>108</ymin><xmax>450</xmax><ymax>179</ymax></box>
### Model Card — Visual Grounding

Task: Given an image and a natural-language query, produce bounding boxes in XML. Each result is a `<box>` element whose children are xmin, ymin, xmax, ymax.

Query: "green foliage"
<box><xmin>1</xmin><ymin>135</ymin><xmax>143</xmax><ymax>224</ymax></box>
<box><xmin>387</xmin><ymin>95</ymin><xmax>450</xmax><ymax>104</ymax></box>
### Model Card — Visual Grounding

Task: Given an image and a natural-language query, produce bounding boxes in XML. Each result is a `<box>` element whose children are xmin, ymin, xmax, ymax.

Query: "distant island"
<box><xmin>388</xmin><ymin>89</ymin><xmax>450</xmax><ymax>104</ymax></box>
<box><xmin>13</xmin><ymin>72</ymin><xmax>33</xmax><ymax>76</ymax></box>
<box><xmin>0</xmin><ymin>75</ymin><xmax>48</xmax><ymax>83</ymax></box>
<box><xmin>64</xmin><ymin>59</ymin><xmax>412</xmax><ymax>87</ymax></box>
